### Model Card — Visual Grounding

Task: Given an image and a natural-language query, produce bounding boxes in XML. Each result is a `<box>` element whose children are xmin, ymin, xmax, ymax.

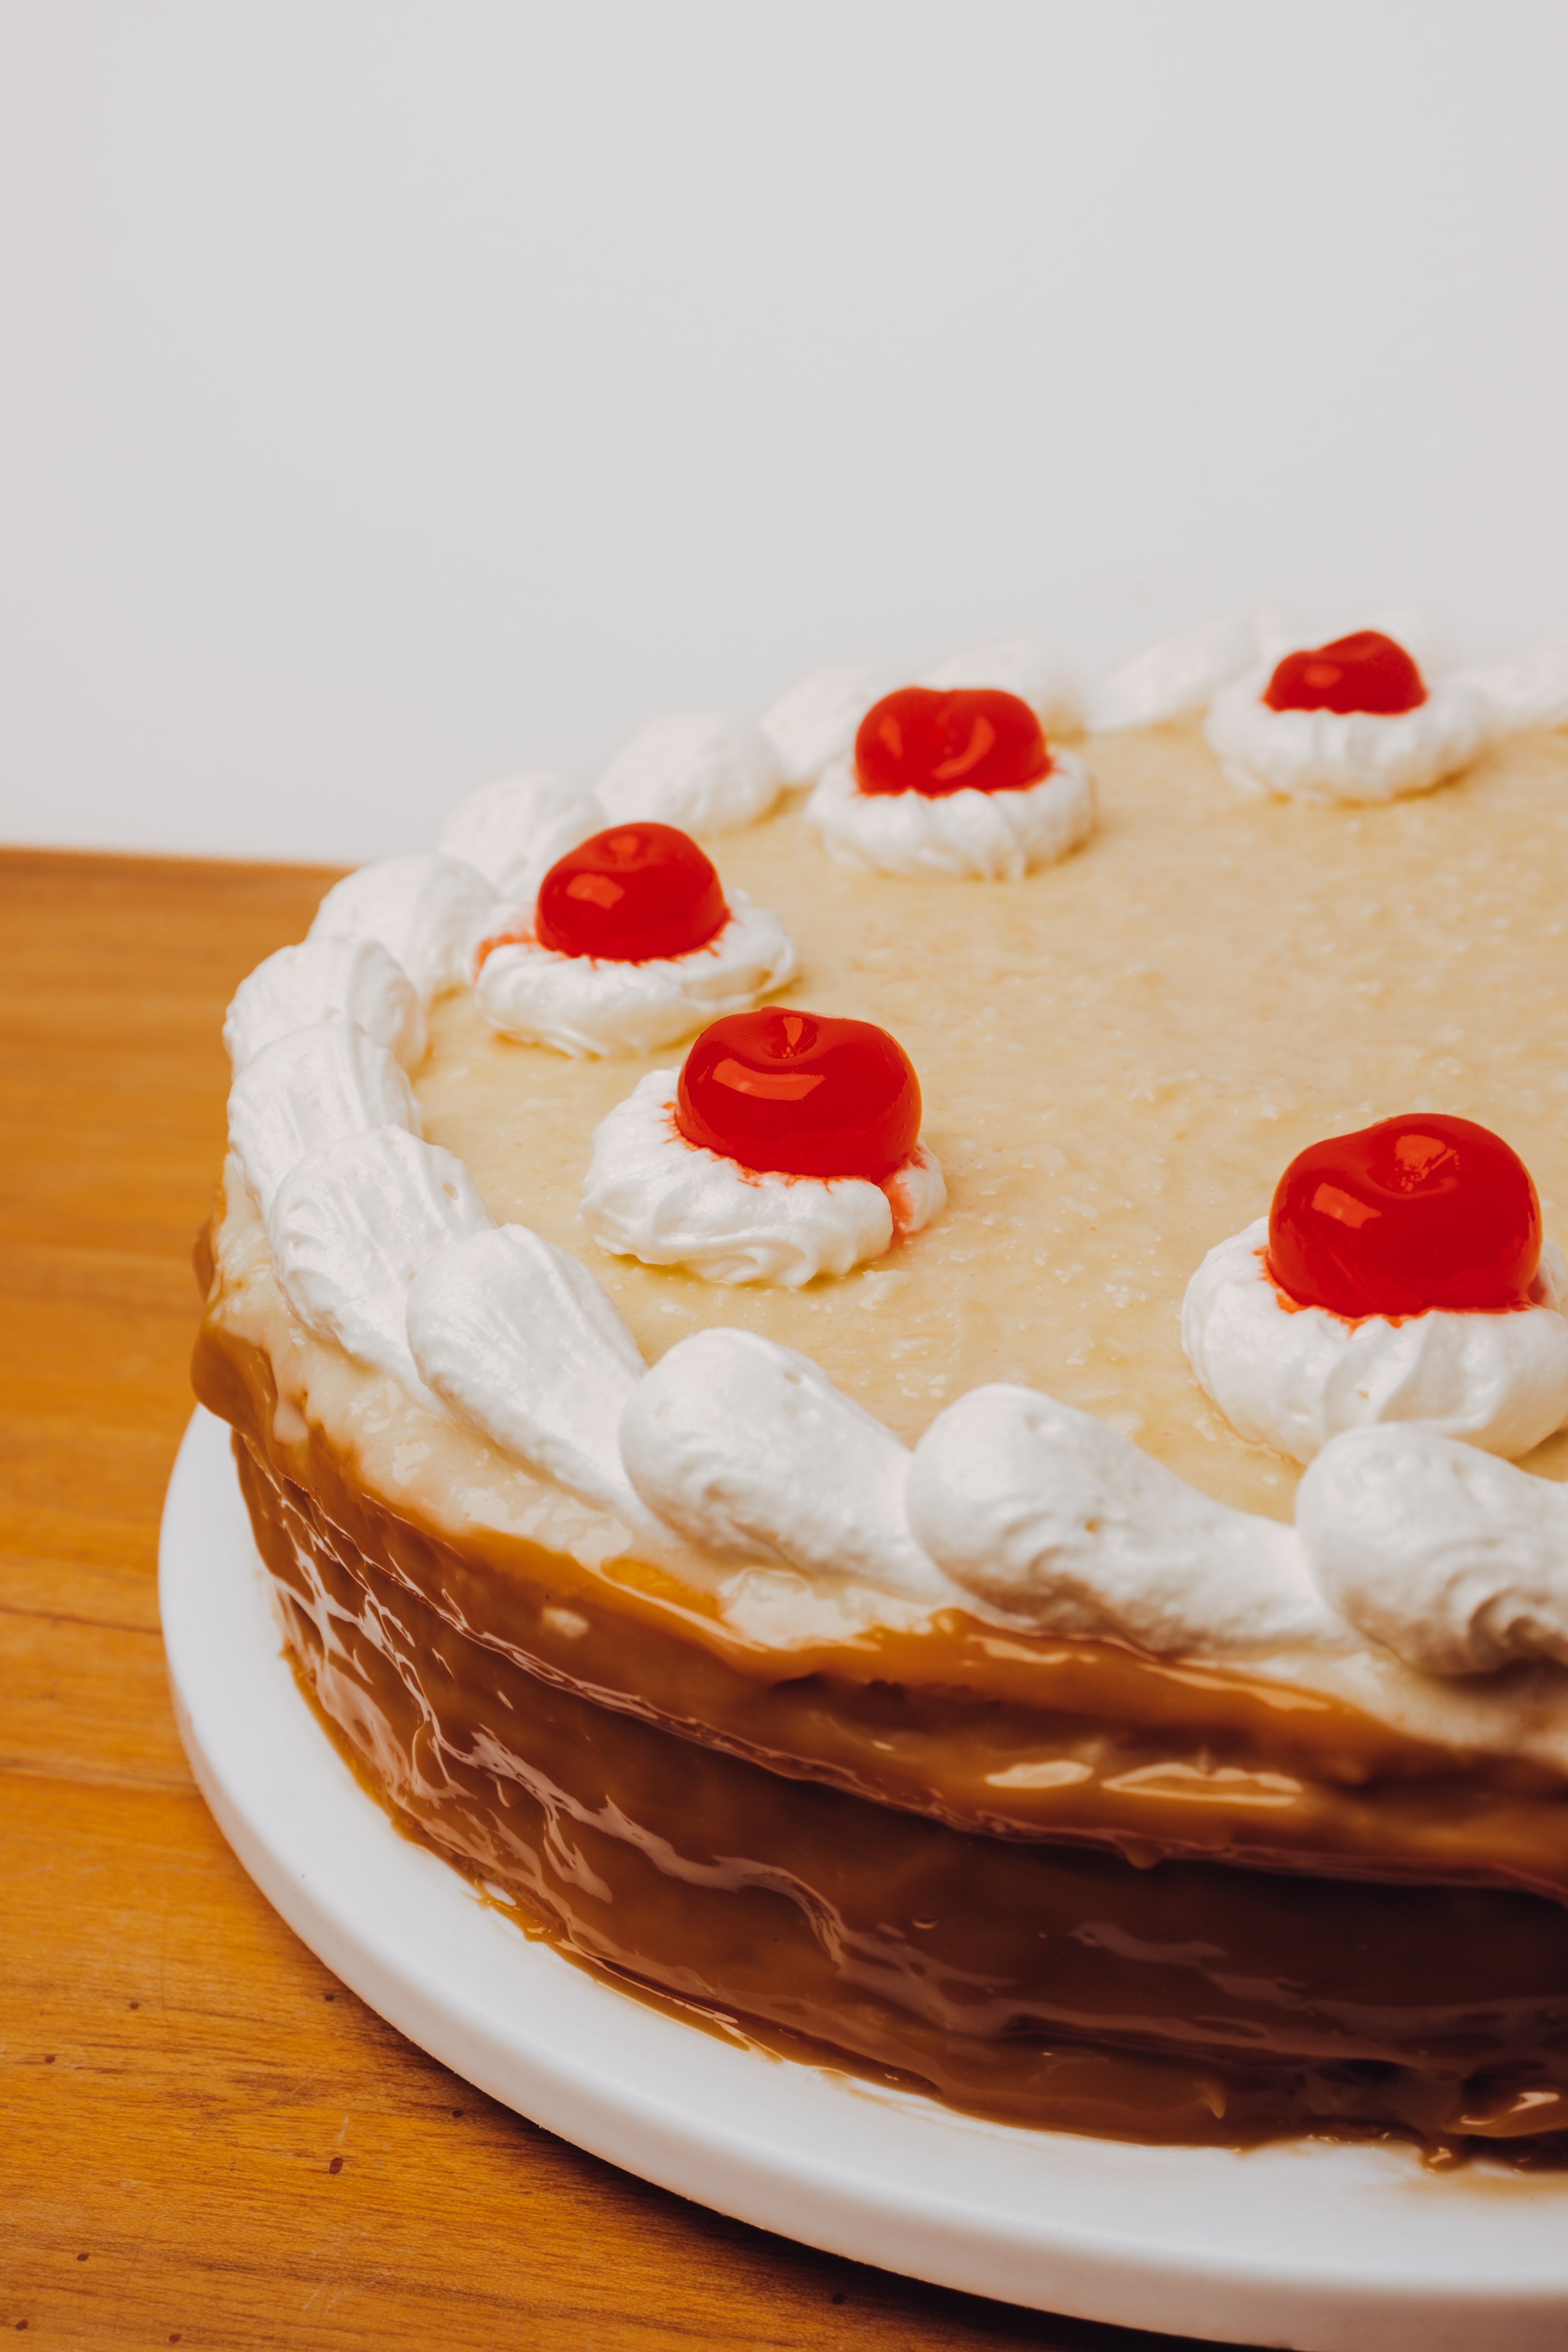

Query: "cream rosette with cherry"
<box><xmin>473</xmin><ymin>820</ymin><xmax>797</xmax><ymax>1057</ymax></box>
<box><xmin>581</xmin><ymin>1007</ymin><xmax>946</xmax><ymax>1286</ymax></box>
<box><xmin>807</xmin><ymin>684</ymin><xmax>1094</xmax><ymax>879</ymax></box>
<box><xmin>1183</xmin><ymin>1112</ymin><xmax>1568</xmax><ymax>1463</ymax></box>
<box><xmin>1204</xmin><ymin>627</ymin><xmax>1490</xmax><ymax>804</ymax></box>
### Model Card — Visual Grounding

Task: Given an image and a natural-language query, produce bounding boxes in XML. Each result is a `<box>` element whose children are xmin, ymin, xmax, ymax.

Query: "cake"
<box><xmin>194</xmin><ymin>612</ymin><xmax>1568</xmax><ymax>2157</ymax></box>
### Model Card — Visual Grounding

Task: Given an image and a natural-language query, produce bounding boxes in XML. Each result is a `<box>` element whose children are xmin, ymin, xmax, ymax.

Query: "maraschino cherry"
<box><xmin>1263</xmin><ymin>630</ymin><xmax>1427</xmax><ymax>717</ymax></box>
<box><xmin>533</xmin><ymin>823</ymin><xmax>728</xmax><ymax>962</ymax></box>
<box><xmin>1267</xmin><ymin>1113</ymin><xmax>1541</xmax><ymax>1319</ymax></box>
<box><xmin>676</xmin><ymin>1007</ymin><xmax>921</xmax><ymax>1181</ymax></box>
<box><xmin>855</xmin><ymin>686</ymin><xmax>1052</xmax><ymax>798</ymax></box>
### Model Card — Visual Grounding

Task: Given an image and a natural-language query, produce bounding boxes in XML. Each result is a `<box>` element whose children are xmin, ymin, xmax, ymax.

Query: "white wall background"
<box><xmin>2</xmin><ymin>0</ymin><xmax>1566</xmax><ymax>864</ymax></box>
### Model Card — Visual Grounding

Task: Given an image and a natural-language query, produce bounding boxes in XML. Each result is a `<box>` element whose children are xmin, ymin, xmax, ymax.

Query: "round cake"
<box><xmin>194</xmin><ymin>613</ymin><xmax>1568</xmax><ymax>2156</ymax></box>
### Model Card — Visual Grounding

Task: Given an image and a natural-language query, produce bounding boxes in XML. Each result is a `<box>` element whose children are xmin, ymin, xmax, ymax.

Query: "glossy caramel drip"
<box><xmin>213</xmin><ymin>1363</ymin><xmax>1568</xmax><ymax>2154</ymax></box>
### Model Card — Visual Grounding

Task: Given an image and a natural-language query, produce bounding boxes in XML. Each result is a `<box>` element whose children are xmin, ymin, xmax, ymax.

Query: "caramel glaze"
<box><xmin>221</xmin><ymin>1423</ymin><xmax>1568</xmax><ymax>2154</ymax></box>
<box><xmin>191</xmin><ymin>1265</ymin><xmax>1568</xmax><ymax>2154</ymax></box>
<box><xmin>192</xmin><ymin>1302</ymin><xmax>1568</xmax><ymax>1905</ymax></box>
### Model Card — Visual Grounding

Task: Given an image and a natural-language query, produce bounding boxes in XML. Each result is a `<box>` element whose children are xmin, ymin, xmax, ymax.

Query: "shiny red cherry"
<box><xmin>1263</xmin><ymin>629</ymin><xmax>1427</xmax><ymax>717</ymax></box>
<box><xmin>854</xmin><ymin>686</ymin><xmax>1052</xmax><ymax>798</ymax></box>
<box><xmin>1267</xmin><ymin>1113</ymin><xmax>1541</xmax><ymax>1318</ymax></box>
<box><xmin>534</xmin><ymin>823</ymin><xmax>728</xmax><ymax>962</ymax></box>
<box><xmin>675</xmin><ymin>1007</ymin><xmax>922</xmax><ymax>1181</ymax></box>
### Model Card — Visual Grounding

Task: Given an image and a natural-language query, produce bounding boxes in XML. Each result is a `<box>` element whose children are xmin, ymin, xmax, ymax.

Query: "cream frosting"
<box><xmin>1297</xmin><ymin>1423</ymin><xmax>1568</xmax><ymax>1676</ymax></box>
<box><xmin>309</xmin><ymin>853</ymin><xmax>499</xmax><ymax>1004</ymax></box>
<box><xmin>1458</xmin><ymin>636</ymin><xmax>1568</xmax><ymax>735</ymax></box>
<box><xmin>924</xmin><ymin>634</ymin><xmax>1084</xmax><ymax>734</ymax></box>
<box><xmin>406</xmin><ymin>1222</ymin><xmax>658</xmax><ymax>1530</ymax></box>
<box><xmin>223</xmin><ymin>936</ymin><xmax>426</xmax><ymax>1074</ymax></box>
<box><xmin>1204</xmin><ymin>669</ymin><xmax>1491</xmax><ymax>804</ymax></box>
<box><xmin>1085</xmin><ymin>609</ymin><xmax>1272</xmax><ymax>733</ymax></box>
<box><xmin>759</xmin><ymin>661</ymin><xmax>905</xmax><ymax>789</ymax></box>
<box><xmin>619</xmin><ymin>1328</ymin><xmax>953</xmax><ymax>1599</ymax></box>
<box><xmin>580</xmin><ymin>1069</ymin><xmax>945</xmax><ymax>1286</ymax></box>
<box><xmin>806</xmin><ymin>749</ymin><xmax>1094</xmax><ymax>880</ymax></box>
<box><xmin>597</xmin><ymin>711</ymin><xmax>784</xmax><ymax>835</ymax></box>
<box><xmin>437</xmin><ymin>773</ymin><xmax>605</xmax><ymax>902</ymax></box>
<box><xmin>228</xmin><ymin>1019</ymin><xmax>422</xmax><ymax>1219</ymax></box>
<box><xmin>906</xmin><ymin>1384</ymin><xmax>1344</xmax><ymax>1653</ymax></box>
<box><xmin>1182</xmin><ymin>1219</ymin><xmax>1568</xmax><ymax>1464</ymax></box>
<box><xmin>268</xmin><ymin>1126</ymin><xmax>494</xmax><ymax>1406</ymax></box>
<box><xmin>471</xmin><ymin>895</ymin><xmax>798</xmax><ymax>1058</ymax></box>
<box><xmin>881</xmin><ymin>1146</ymin><xmax>948</xmax><ymax>1238</ymax></box>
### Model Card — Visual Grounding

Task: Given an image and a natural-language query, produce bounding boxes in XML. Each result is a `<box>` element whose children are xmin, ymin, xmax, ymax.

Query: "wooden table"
<box><xmin>2</xmin><ymin>848</ymin><xmax>1251</xmax><ymax>2351</ymax></box>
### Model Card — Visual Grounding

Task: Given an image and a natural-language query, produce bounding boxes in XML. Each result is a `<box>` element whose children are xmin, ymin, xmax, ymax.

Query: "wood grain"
<box><xmin>0</xmin><ymin>847</ymin><xmax>1256</xmax><ymax>2350</ymax></box>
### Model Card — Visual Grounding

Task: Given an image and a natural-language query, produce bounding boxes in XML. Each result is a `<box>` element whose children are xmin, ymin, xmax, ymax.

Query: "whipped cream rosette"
<box><xmin>807</xmin><ymin>684</ymin><xmax>1094</xmax><ymax>878</ymax></box>
<box><xmin>581</xmin><ymin>1006</ymin><xmax>946</xmax><ymax>1285</ymax></box>
<box><xmin>1184</xmin><ymin>1112</ymin><xmax>1568</xmax><ymax>1463</ymax></box>
<box><xmin>473</xmin><ymin>820</ymin><xmax>797</xmax><ymax>1056</ymax></box>
<box><xmin>1205</xmin><ymin>627</ymin><xmax>1490</xmax><ymax>804</ymax></box>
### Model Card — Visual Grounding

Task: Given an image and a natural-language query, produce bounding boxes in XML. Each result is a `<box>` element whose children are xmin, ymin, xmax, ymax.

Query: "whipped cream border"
<box><xmin>597</xmin><ymin>710</ymin><xmax>784</xmax><ymax>834</ymax></box>
<box><xmin>228</xmin><ymin>1018</ymin><xmax>423</xmax><ymax>1220</ymax></box>
<box><xmin>436</xmin><ymin>772</ymin><xmax>606</xmax><ymax>903</ymax></box>
<box><xmin>224</xmin><ymin>936</ymin><xmax>426</xmax><ymax>1074</ymax></box>
<box><xmin>308</xmin><ymin>853</ymin><xmax>499</xmax><ymax>1005</ymax></box>
<box><xmin>218</xmin><ymin>603</ymin><xmax>1568</xmax><ymax>1688</ymax></box>
<box><xmin>1297</xmin><ymin>1424</ymin><xmax>1568</xmax><ymax>1677</ymax></box>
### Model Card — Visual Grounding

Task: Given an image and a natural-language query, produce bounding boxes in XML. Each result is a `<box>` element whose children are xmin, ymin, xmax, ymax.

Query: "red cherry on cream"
<box><xmin>1267</xmin><ymin>1113</ymin><xmax>1541</xmax><ymax>1319</ymax></box>
<box><xmin>676</xmin><ymin>1008</ymin><xmax>921</xmax><ymax>1182</ymax></box>
<box><xmin>1263</xmin><ymin>630</ymin><xmax>1427</xmax><ymax>717</ymax></box>
<box><xmin>534</xmin><ymin>823</ymin><xmax>728</xmax><ymax>963</ymax></box>
<box><xmin>854</xmin><ymin>686</ymin><xmax>1052</xmax><ymax>799</ymax></box>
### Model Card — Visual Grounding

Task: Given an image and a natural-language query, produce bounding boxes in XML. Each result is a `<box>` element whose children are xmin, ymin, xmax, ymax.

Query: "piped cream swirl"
<box><xmin>580</xmin><ymin>1070</ymin><xmax>945</xmax><ymax>1285</ymax></box>
<box><xmin>1204</xmin><ymin>669</ymin><xmax>1490</xmax><ymax>804</ymax></box>
<box><xmin>806</xmin><ymin>751</ymin><xmax>1094</xmax><ymax>880</ymax></box>
<box><xmin>472</xmin><ymin>896</ymin><xmax>797</xmax><ymax>1058</ymax></box>
<box><xmin>1183</xmin><ymin>1219</ymin><xmax>1568</xmax><ymax>1463</ymax></box>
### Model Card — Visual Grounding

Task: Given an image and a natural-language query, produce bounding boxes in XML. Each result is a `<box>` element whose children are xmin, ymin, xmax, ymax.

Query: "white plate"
<box><xmin>161</xmin><ymin>1405</ymin><xmax>1568</xmax><ymax>2351</ymax></box>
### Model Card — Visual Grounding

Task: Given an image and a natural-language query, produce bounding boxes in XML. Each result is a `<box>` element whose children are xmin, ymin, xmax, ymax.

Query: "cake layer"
<box><xmin>193</xmin><ymin>1266</ymin><xmax>1568</xmax><ymax>1898</ymax></box>
<box><xmin>229</xmin><ymin>1421</ymin><xmax>1568</xmax><ymax>2154</ymax></box>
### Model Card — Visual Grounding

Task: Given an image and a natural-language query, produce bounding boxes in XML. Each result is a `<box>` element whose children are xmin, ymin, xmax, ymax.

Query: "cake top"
<box><xmin>206</xmin><ymin>611</ymin><xmax>1568</xmax><ymax>1809</ymax></box>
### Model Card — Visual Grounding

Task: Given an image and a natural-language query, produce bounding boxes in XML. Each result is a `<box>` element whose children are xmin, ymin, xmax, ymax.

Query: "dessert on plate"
<box><xmin>196</xmin><ymin>624</ymin><xmax>1568</xmax><ymax>2155</ymax></box>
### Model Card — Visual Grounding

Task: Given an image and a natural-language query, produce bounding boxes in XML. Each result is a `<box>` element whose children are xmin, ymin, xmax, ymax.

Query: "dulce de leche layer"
<box><xmin>194</xmin><ymin>1234</ymin><xmax>1568</xmax><ymax>1902</ymax></box>
<box><xmin>227</xmin><ymin>1399</ymin><xmax>1568</xmax><ymax>2152</ymax></box>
